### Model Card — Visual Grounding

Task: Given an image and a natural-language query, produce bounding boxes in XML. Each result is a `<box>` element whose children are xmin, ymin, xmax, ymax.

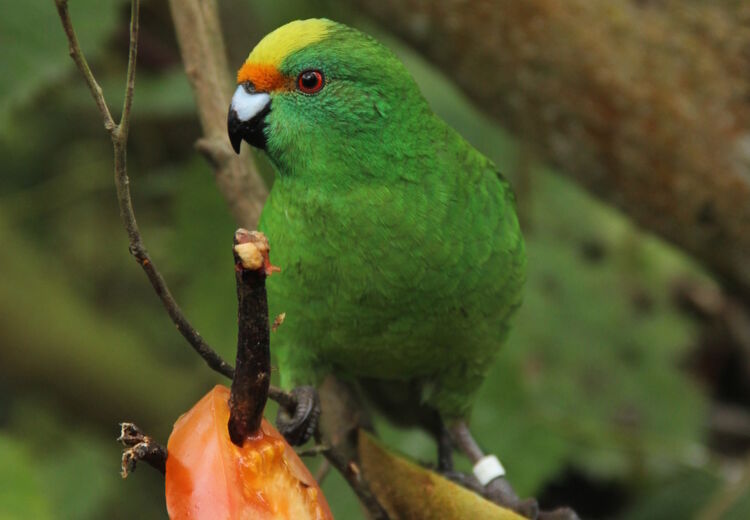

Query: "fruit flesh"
<box><xmin>165</xmin><ymin>385</ymin><xmax>333</xmax><ymax>520</ymax></box>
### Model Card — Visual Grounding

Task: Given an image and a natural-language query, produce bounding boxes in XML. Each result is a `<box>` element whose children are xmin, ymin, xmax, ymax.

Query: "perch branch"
<box><xmin>166</xmin><ymin>0</ymin><xmax>268</xmax><ymax>228</ymax></box>
<box><xmin>353</xmin><ymin>0</ymin><xmax>750</xmax><ymax>302</ymax></box>
<box><xmin>315</xmin><ymin>377</ymin><xmax>390</xmax><ymax>519</ymax></box>
<box><xmin>325</xmin><ymin>433</ymin><xmax>389</xmax><ymax>519</ymax></box>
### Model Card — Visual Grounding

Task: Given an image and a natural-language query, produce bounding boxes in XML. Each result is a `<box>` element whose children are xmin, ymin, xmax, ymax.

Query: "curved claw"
<box><xmin>275</xmin><ymin>386</ymin><xmax>320</xmax><ymax>446</ymax></box>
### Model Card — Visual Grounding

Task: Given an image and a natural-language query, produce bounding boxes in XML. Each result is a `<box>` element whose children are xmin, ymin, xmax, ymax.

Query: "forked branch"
<box><xmin>54</xmin><ymin>0</ymin><xmax>234</xmax><ymax>381</ymax></box>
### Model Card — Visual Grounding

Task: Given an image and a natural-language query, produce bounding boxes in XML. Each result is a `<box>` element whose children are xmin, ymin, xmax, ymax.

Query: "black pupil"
<box><xmin>301</xmin><ymin>72</ymin><xmax>320</xmax><ymax>89</ymax></box>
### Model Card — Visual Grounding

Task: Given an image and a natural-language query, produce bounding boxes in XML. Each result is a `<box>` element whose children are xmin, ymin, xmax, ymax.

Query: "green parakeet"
<box><xmin>228</xmin><ymin>19</ymin><xmax>525</xmax><ymax>443</ymax></box>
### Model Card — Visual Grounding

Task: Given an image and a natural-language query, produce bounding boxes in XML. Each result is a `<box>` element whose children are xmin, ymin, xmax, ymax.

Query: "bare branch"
<box><xmin>53</xmin><ymin>0</ymin><xmax>114</xmax><ymax>132</ymax></box>
<box><xmin>317</xmin><ymin>377</ymin><xmax>390</xmax><ymax>519</ymax></box>
<box><xmin>117</xmin><ymin>0</ymin><xmax>139</xmax><ymax>141</ymax></box>
<box><xmin>325</xmin><ymin>437</ymin><xmax>389</xmax><ymax>519</ymax></box>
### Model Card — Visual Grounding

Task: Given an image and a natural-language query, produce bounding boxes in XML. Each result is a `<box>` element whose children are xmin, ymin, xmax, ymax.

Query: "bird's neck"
<box><xmin>267</xmin><ymin>112</ymin><xmax>459</xmax><ymax>187</ymax></box>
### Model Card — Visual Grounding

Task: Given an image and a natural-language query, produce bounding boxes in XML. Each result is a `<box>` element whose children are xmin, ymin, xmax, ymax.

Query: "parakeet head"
<box><xmin>227</xmin><ymin>19</ymin><xmax>431</xmax><ymax>176</ymax></box>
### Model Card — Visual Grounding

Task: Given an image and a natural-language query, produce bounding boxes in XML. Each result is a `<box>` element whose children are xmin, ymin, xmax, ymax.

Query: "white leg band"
<box><xmin>473</xmin><ymin>454</ymin><xmax>505</xmax><ymax>486</ymax></box>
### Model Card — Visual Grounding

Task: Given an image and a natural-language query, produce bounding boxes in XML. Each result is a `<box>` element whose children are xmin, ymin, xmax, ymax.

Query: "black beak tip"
<box><xmin>227</xmin><ymin>101</ymin><xmax>270</xmax><ymax>153</ymax></box>
<box><xmin>227</xmin><ymin>108</ymin><xmax>242</xmax><ymax>154</ymax></box>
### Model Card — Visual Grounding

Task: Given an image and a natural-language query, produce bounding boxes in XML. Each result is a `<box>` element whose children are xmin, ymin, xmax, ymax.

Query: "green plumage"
<box><xmin>257</xmin><ymin>20</ymin><xmax>525</xmax><ymax>421</ymax></box>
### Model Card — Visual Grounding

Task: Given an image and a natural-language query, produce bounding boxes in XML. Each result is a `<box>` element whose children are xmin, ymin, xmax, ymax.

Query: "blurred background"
<box><xmin>2</xmin><ymin>0</ymin><xmax>750</xmax><ymax>518</ymax></box>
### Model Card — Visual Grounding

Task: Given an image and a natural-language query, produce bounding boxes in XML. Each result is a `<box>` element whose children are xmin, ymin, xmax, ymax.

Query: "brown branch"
<box><xmin>166</xmin><ymin>0</ymin><xmax>268</xmax><ymax>228</ymax></box>
<box><xmin>118</xmin><ymin>0</ymin><xmax>138</xmax><ymax>141</ymax></box>
<box><xmin>353</xmin><ymin>0</ymin><xmax>750</xmax><ymax>302</ymax></box>
<box><xmin>227</xmin><ymin>230</ymin><xmax>272</xmax><ymax>445</ymax></box>
<box><xmin>325</xmin><ymin>435</ymin><xmax>389</xmax><ymax>520</ymax></box>
<box><xmin>118</xmin><ymin>423</ymin><xmax>167</xmax><ymax>477</ymax></box>
<box><xmin>53</xmin><ymin>0</ymin><xmax>114</xmax><ymax>132</ymax></box>
<box><xmin>317</xmin><ymin>377</ymin><xmax>390</xmax><ymax>519</ymax></box>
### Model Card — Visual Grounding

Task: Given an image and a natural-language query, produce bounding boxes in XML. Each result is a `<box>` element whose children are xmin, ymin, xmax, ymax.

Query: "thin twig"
<box><xmin>54</xmin><ymin>0</ymin><xmax>234</xmax><ymax>380</ymax></box>
<box><xmin>118</xmin><ymin>0</ymin><xmax>139</xmax><ymax>141</ymax></box>
<box><xmin>53</xmin><ymin>0</ymin><xmax>114</xmax><ymax>132</ymax></box>
<box><xmin>118</xmin><ymin>423</ymin><xmax>167</xmax><ymax>477</ymax></box>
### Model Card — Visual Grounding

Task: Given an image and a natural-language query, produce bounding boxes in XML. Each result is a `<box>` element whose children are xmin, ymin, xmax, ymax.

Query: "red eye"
<box><xmin>297</xmin><ymin>70</ymin><xmax>324</xmax><ymax>94</ymax></box>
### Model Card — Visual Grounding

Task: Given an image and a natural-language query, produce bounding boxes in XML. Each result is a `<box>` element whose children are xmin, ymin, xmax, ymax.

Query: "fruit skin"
<box><xmin>165</xmin><ymin>385</ymin><xmax>333</xmax><ymax>520</ymax></box>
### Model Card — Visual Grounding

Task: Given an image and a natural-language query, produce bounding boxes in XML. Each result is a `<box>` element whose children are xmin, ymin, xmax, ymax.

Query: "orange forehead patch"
<box><xmin>236</xmin><ymin>63</ymin><xmax>293</xmax><ymax>92</ymax></box>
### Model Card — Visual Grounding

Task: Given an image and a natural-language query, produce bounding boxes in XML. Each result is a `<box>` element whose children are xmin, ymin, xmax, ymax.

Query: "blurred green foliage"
<box><xmin>0</xmin><ymin>1</ymin><xmax>747</xmax><ymax>519</ymax></box>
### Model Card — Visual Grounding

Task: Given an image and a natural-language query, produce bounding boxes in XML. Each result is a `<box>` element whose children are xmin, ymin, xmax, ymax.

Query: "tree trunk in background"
<box><xmin>167</xmin><ymin>0</ymin><xmax>268</xmax><ymax>228</ymax></box>
<box><xmin>353</xmin><ymin>0</ymin><xmax>750</xmax><ymax>300</ymax></box>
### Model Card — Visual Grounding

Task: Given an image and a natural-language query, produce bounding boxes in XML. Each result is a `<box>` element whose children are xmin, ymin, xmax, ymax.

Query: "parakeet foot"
<box><xmin>275</xmin><ymin>385</ymin><xmax>320</xmax><ymax>445</ymax></box>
